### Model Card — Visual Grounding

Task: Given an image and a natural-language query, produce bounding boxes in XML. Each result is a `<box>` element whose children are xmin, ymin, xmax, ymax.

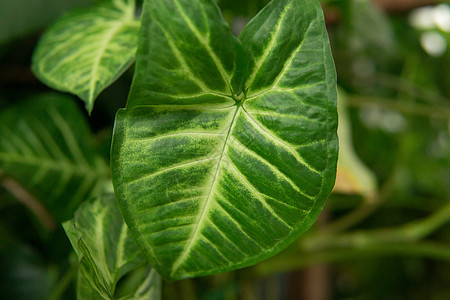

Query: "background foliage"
<box><xmin>0</xmin><ymin>0</ymin><xmax>449</xmax><ymax>299</ymax></box>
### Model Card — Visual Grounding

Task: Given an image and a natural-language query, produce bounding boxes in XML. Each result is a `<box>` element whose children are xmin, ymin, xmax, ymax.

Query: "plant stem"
<box><xmin>321</xmin><ymin>202</ymin><xmax>381</xmax><ymax>234</ymax></box>
<box><xmin>256</xmin><ymin>242</ymin><xmax>450</xmax><ymax>276</ymax></box>
<box><xmin>375</xmin><ymin>73</ymin><xmax>449</xmax><ymax>105</ymax></box>
<box><xmin>302</xmin><ymin>201</ymin><xmax>450</xmax><ymax>251</ymax></box>
<box><xmin>255</xmin><ymin>201</ymin><xmax>450</xmax><ymax>276</ymax></box>
<box><xmin>0</xmin><ymin>170</ymin><xmax>56</xmax><ymax>230</ymax></box>
<box><xmin>401</xmin><ymin>201</ymin><xmax>450</xmax><ymax>240</ymax></box>
<box><xmin>48</xmin><ymin>265</ymin><xmax>77</xmax><ymax>300</ymax></box>
<box><xmin>346</xmin><ymin>96</ymin><xmax>450</xmax><ymax>119</ymax></box>
<box><xmin>323</xmin><ymin>162</ymin><xmax>397</xmax><ymax>234</ymax></box>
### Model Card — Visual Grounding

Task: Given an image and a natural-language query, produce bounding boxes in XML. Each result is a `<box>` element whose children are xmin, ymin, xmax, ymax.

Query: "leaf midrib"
<box><xmin>170</xmin><ymin>103</ymin><xmax>241</xmax><ymax>276</ymax></box>
<box><xmin>87</xmin><ymin>17</ymin><xmax>138</xmax><ymax>111</ymax></box>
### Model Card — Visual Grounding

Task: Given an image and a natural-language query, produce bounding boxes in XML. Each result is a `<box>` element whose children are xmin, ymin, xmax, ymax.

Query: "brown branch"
<box><xmin>0</xmin><ymin>170</ymin><xmax>56</xmax><ymax>230</ymax></box>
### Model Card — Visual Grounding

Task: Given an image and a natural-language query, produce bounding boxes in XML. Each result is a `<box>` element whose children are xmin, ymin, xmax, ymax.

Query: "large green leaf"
<box><xmin>32</xmin><ymin>0</ymin><xmax>140</xmax><ymax>114</ymax></box>
<box><xmin>111</xmin><ymin>0</ymin><xmax>338</xmax><ymax>280</ymax></box>
<box><xmin>63</xmin><ymin>194</ymin><xmax>160</xmax><ymax>300</ymax></box>
<box><xmin>0</xmin><ymin>94</ymin><xmax>109</xmax><ymax>221</ymax></box>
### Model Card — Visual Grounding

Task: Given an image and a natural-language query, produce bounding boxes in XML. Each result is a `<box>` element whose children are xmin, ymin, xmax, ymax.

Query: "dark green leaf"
<box><xmin>63</xmin><ymin>194</ymin><xmax>158</xmax><ymax>300</ymax></box>
<box><xmin>111</xmin><ymin>0</ymin><xmax>337</xmax><ymax>280</ymax></box>
<box><xmin>0</xmin><ymin>94</ymin><xmax>109</xmax><ymax>221</ymax></box>
<box><xmin>32</xmin><ymin>0</ymin><xmax>140</xmax><ymax>113</ymax></box>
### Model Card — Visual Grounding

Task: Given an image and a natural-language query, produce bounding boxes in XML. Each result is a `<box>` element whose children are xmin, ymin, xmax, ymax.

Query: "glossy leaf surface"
<box><xmin>63</xmin><ymin>194</ymin><xmax>159</xmax><ymax>300</ymax></box>
<box><xmin>112</xmin><ymin>0</ymin><xmax>338</xmax><ymax>280</ymax></box>
<box><xmin>0</xmin><ymin>94</ymin><xmax>109</xmax><ymax>221</ymax></box>
<box><xmin>32</xmin><ymin>0</ymin><xmax>140</xmax><ymax>113</ymax></box>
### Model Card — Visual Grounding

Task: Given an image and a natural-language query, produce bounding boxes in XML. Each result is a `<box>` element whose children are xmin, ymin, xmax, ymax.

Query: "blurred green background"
<box><xmin>0</xmin><ymin>0</ymin><xmax>449</xmax><ymax>299</ymax></box>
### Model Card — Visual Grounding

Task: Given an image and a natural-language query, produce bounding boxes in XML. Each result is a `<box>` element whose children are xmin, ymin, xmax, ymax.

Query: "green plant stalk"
<box><xmin>48</xmin><ymin>264</ymin><xmax>78</xmax><ymax>300</ymax></box>
<box><xmin>254</xmin><ymin>201</ymin><xmax>450</xmax><ymax>276</ymax></box>
<box><xmin>302</xmin><ymin>201</ymin><xmax>450</xmax><ymax>250</ymax></box>
<box><xmin>400</xmin><ymin>201</ymin><xmax>450</xmax><ymax>240</ymax></box>
<box><xmin>321</xmin><ymin>151</ymin><xmax>400</xmax><ymax>234</ymax></box>
<box><xmin>255</xmin><ymin>242</ymin><xmax>450</xmax><ymax>276</ymax></box>
<box><xmin>320</xmin><ymin>202</ymin><xmax>381</xmax><ymax>234</ymax></box>
<box><xmin>346</xmin><ymin>95</ymin><xmax>450</xmax><ymax>119</ymax></box>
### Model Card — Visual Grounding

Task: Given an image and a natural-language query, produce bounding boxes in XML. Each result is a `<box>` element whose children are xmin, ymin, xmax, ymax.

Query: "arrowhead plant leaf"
<box><xmin>111</xmin><ymin>0</ymin><xmax>338</xmax><ymax>280</ymax></box>
<box><xmin>0</xmin><ymin>94</ymin><xmax>109</xmax><ymax>221</ymax></box>
<box><xmin>63</xmin><ymin>194</ymin><xmax>160</xmax><ymax>300</ymax></box>
<box><xmin>32</xmin><ymin>0</ymin><xmax>140</xmax><ymax>114</ymax></box>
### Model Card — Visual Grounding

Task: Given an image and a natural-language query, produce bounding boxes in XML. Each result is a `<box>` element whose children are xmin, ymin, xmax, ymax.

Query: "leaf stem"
<box><xmin>322</xmin><ymin>160</ymin><xmax>398</xmax><ymax>234</ymax></box>
<box><xmin>48</xmin><ymin>264</ymin><xmax>78</xmax><ymax>300</ymax></box>
<box><xmin>301</xmin><ymin>201</ymin><xmax>450</xmax><ymax>251</ymax></box>
<box><xmin>0</xmin><ymin>169</ymin><xmax>56</xmax><ymax>230</ymax></box>
<box><xmin>346</xmin><ymin>95</ymin><xmax>450</xmax><ymax>119</ymax></box>
<box><xmin>255</xmin><ymin>241</ymin><xmax>450</xmax><ymax>276</ymax></box>
<box><xmin>254</xmin><ymin>201</ymin><xmax>450</xmax><ymax>276</ymax></box>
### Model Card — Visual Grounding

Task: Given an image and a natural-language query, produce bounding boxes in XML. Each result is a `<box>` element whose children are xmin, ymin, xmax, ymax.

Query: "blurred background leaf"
<box><xmin>31</xmin><ymin>0</ymin><xmax>140</xmax><ymax>113</ymax></box>
<box><xmin>0</xmin><ymin>94</ymin><xmax>110</xmax><ymax>222</ymax></box>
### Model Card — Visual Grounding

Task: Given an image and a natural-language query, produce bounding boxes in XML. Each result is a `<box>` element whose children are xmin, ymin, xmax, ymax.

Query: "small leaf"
<box><xmin>111</xmin><ymin>0</ymin><xmax>338</xmax><ymax>280</ymax></box>
<box><xmin>333</xmin><ymin>89</ymin><xmax>377</xmax><ymax>200</ymax></box>
<box><xmin>63</xmin><ymin>194</ymin><xmax>159</xmax><ymax>300</ymax></box>
<box><xmin>0</xmin><ymin>94</ymin><xmax>109</xmax><ymax>221</ymax></box>
<box><xmin>32</xmin><ymin>0</ymin><xmax>140</xmax><ymax>113</ymax></box>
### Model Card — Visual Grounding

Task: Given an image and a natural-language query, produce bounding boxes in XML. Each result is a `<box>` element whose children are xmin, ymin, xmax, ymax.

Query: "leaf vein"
<box><xmin>224</xmin><ymin>154</ymin><xmax>297</xmax><ymax>226</ymax></box>
<box><xmin>207</xmin><ymin>218</ymin><xmax>248</xmax><ymax>256</ymax></box>
<box><xmin>170</xmin><ymin>106</ymin><xmax>241</xmax><ymax>276</ymax></box>
<box><xmin>245</xmin><ymin>1</ymin><xmax>293</xmax><ymax>90</ymax></box>
<box><xmin>242</xmin><ymin>109</ymin><xmax>321</xmax><ymax>175</ymax></box>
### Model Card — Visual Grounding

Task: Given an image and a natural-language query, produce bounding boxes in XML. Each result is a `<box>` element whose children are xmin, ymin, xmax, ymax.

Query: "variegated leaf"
<box><xmin>32</xmin><ymin>0</ymin><xmax>140</xmax><ymax>113</ymax></box>
<box><xmin>63</xmin><ymin>194</ymin><xmax>159</xmax><ymax>300</ymax></box>
<box><xmin>0</xmin><ymin>94</ymin><xmax>109</xmax><ymax>221</ymax></box>
<box><xmin>112</xmin><ymin>0</ymin><xmax>338</xmax><ymax>280</ymax></box>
